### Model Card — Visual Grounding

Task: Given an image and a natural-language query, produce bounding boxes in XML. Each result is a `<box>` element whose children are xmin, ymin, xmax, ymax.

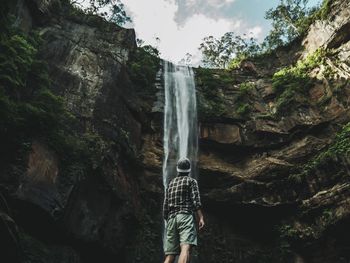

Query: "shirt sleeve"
<box><xmin>163</xmin><ymin>188</ymin><xmax>169</xmax><ymax>220</ymax></box>
<box><xmin>190</xmin><ymin>179</ymin><xmax>202</xmax><ymax>211</ymax></box>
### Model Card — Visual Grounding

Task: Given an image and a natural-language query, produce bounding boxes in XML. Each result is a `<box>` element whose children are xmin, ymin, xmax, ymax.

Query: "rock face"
<box><xmin>303</xmin><ymin>1</ymin><xmax>350</xmax><ymax>55</ymax></box>
<box><xmin>2</xmin><ymin>0</ymin><xmax>350</xmax><ymax>262</ymax></box>
<box><xmin>1</xmin><ymin>0</ymin><xmax>159</xmax><ymax>262</ymax></box>
<box><xmin>188</xmin><ymin>0</ymin><xmax>350</xmax><ymax>261</ymax></box>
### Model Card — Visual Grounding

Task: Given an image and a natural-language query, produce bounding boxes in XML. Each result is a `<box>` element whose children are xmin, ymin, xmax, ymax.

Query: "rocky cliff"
<box><xmin>1</xmin><ymin>0</ymin><xmax>350</xmax><ymax>262</ymax></box>
<box><xmin>1</xmin><ymin>0</ymin><xmax>161</xmax><ymax>262</ymax></box>
<box><xmin>145</xmin><ymin>0</ymin><xmax>350</xmax><ymax>261</ymax></box>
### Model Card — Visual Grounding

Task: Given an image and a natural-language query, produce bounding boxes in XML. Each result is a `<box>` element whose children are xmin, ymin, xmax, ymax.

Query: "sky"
<box><xmin>119</xmin><ymin>0</ymin><xmax>322</xmax><ymax>64</ymax></box>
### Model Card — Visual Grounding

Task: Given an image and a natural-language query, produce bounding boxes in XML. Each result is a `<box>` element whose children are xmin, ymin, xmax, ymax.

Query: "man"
<box><xmin>163</xmin><ymin>157</ymin><xmax>205</xmax><ymax>263</ymax></box>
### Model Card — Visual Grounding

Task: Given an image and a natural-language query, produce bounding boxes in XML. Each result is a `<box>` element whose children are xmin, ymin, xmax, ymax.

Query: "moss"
<box><xmin>306</xmin><ymin>123</ymin><xmax>350</xmax><ymax>168</ymax></box>
<box><xmin>236</xmin><ymin>103</ymin><xmax>251</xmax><ymax>116</ymax></box>
<box><xmin>279</xmin><ymin>224</ymin><xmax>299</xmax><ymax>240</ymax></box>
<box><xmin>238</xmin><ymin>82</ymin><xmax>254</xmax><ymax>97</ymax></box>
<box><xmin>278</xmin><ymin>207</ymin><xmax>339</xmax><ymax>249</ymax></box>
<box><xmin>0</xmin><ymin>16</ymin><xmax>119</xmax><ymax>179</ymax></box>
<box><xmin>0</xmin><ymin>21</ymin><xmax>72</xmax><ymax>165</ymax></box>
<box><xmin>272</xmin><ymin>49</ymin><xmax>332</xmax><ymax>115</ymax></box>
<box><xmin>228</xmin><ymin>54</ymin><xmax>247</xmax><ymax>70</ymax></box>
<box><xmin>314</xmin><ymin>0</ymin><xmax>332</xmax><ymax>21</ymax></box>
<box><xmin>195</xmin><ymin>68</ymin><xmax>234</xmax><ymax>119</ymax></box>
<box><xmin>287</xmin><ymin>122</ymin><xmax>350</xmax><ymax>184</ymax></box>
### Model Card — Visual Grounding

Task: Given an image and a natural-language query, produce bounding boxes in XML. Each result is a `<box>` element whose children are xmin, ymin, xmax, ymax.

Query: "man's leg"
<box><xmin>177</xmin><ymin>214</ymin><xmax>197</xmax><ymax>263</ymax></box>
<box><xmin>178</xmin><ymin>244</ymin><xmax>191</xmax><ymax>263</ymax></box>
<box><xmin>164</xmin><ymin>254</ymin><xmax>175</xmax><ymax>263</ymax></box>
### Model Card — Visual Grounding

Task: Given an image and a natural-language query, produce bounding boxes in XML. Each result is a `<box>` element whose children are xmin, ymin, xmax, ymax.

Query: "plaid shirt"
<box><xmin>163</xmin><ymin>176</ymin><xmax>202</xmax><ymax>220</ymax></box>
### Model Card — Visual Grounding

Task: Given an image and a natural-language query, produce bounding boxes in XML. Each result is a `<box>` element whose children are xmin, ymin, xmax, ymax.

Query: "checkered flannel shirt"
<box><xmin>163</xmin><ymin>175</ymin><xmax>202</xmax><ymax>220</ymax></box>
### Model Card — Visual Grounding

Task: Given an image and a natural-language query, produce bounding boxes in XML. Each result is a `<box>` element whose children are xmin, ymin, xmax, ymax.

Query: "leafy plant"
<box><xmin>0</xmin><ymin>16</ymin><xmax>108</xmax><ymax>177</ymax></box>
<box><xmin>198</xmin><ymin>0</ymin><xmax>333</xmax><ymax>67</ymax></box>
<box><xmin>70</xmin><ymin>0</ymin><xmax>132</xmax><ymax>26</ymax></box>
<box><xmin>272</xmin><ymin>49</ymin><xmax>329</xmax><ymax>113</ymax></box>
<box><xmin>195</xmin><ymin>68</ymin><xmax>232</xmax><ymax>118</ymax></box>
<box><xmin>199</xmin><ymin>32</ymin><xmax>261</xmax><ymax>68</ymax></box>
<box><xmin>129</xmin><ymin>44</ymin><xmax>160</xmax><ymax>92</ymax></box>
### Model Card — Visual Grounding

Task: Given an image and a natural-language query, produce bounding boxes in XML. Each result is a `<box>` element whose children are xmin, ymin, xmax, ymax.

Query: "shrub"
<box><xmin>129</xmin><ymin>45</ymin><xmax>160</xmax><ymax>92</ymax></box>
<box><xmin>272</xmin><ymin>49</ymin><xmax>329</xmax><ymax>113</ymax></box>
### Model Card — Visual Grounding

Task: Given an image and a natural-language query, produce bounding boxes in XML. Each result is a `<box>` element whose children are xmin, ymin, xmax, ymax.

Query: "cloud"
<box><xmin>123</xmin><ymin>0</ymin><xmax>240</xmax><ymax>63</ymax></box>
<box><xmin>78</xmin><ymin>0</ymin><xmax>322</xmax><ymax>65</ymax></box>
<box><xmin>167</xmin><ymin>0</ymin><xmax>237</xmax><ymax>26</ymax></box>
<box><xmin>246</xmin><ymin>26</ymin><xmax>263</xmax><ymax>40</ymax></box>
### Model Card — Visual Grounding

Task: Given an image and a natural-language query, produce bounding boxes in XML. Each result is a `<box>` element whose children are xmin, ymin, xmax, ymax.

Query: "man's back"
<box><xmin>163</xmin><ymin>176</ymin><xmax>201</xmax><ymax>220</ymax></box>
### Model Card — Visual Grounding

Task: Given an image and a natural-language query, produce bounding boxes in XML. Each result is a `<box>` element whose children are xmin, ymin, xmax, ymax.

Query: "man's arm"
<box><xmin>196</xmin><ymin>208</ymin><xmax>205</xmax><ymax>230</ymax></box>
<box><xmin>163</xmin><ymin>188</ymin><xmax>169</xmax><ymax>220</ymax></box>
<box><xmin>190</xmin><ymin>179</ymin><xmax>205</xmax><ymax>230</ymax></box>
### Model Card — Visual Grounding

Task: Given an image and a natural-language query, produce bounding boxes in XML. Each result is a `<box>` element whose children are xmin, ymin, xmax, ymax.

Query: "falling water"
<box><xmin>162</xmin><ymin>60</ymin><xmax>199</xmax><ymax>262</ymax></box>
<box><xmin>162</xmin><ymin>61</ymin><xmax>198</xmax><ymax>187</ymax></box>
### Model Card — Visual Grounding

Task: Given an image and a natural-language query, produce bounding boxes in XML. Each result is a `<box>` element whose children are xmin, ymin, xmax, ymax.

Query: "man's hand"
<box><xmin>196</xmin><ymin>209</ymin><xmax>205</xmax><ymax>231</ymax></box>
<box><xmin>198</xmin><ymin>217</ymin><xmax>205</xmax><ymax>230</ymax></box>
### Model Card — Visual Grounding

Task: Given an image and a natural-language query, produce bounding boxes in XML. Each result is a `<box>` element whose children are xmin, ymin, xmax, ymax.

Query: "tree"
<box><xmin>199</xmin><ymin>32</ymin><xmax>261</xmax><ymax>68</ymax></box>
<box><xmin>71</xmin><ymin>0</ymin><xmax>132</xmax><ymax>26</ymax></box>
<box><xmin>129</xmin><ymin>42</ymin><xmax>160</xmax><ymax>90</ymax></box>
<box><xmin>264</xmin><ymin>0</ymin><xmax>313</xmax><ymax>50</ymax></box>
<box><xmin>178</xmin><ymin>53</ymin><xmax>193</xmax><ymax>66</ymax></box>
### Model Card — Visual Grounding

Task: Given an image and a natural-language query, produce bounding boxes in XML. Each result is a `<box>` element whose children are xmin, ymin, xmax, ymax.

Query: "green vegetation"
<box><xmin>129</xmin><ymin>44</ymin><xmax>160</xmax><ymax>92</ymax></box>
<box><xmin>199</xmin><ymin>33</ymin><xmax>261</xmax><ymax>68</ymax></box>
<box><xmin>311</xmin><ymin>0</ymin><xmax>332</xmax><ymax>21</ymax></box>
<box><xmin>272</xmin><ymin>49</ymin><xmax>330</xmax><ymax>113</ymax></box>
<box><xmin>234</xmin><ymin>82</ymin><xmax>254</xmax><ymax>116</ymax></box>
<box><xmin>287</xmin><ymin>122</ymin><xmax>350</xmax><ymax>185</ymax></box>
<box><xmin>195</xmin><ymin>69</ymin><xmax>256</xmax><ymax>119</ymax></box>
<box><xmin>263</xmin><ymin>0</ymin><xmax>332</xmax><ymax>51</ymax></box>
<box><xmin>301</xmin><ymin>122</ymin><xmax>350</xmax><ymax>175</ymax></box>
<box><xmin>278</xmin><ymin>207</ymin><xmax>338</xmax><ymax>245</ymax></box>
<box><xmin>195</xmin><ymin>68</ymin><xmax>234</xmax><ymax>118</ymax></box>
<box><xmin>279</xmin><ymin>224</ymin><xmax>299</xmax><ymax>240</ymax></box>
<box><xmin>199</xmin><ymin>0</ymin><xmax>333</xmax><ymax>68</ymax></box>
<box><xmin>0</xmin><ymin>16</ymin><xmax>120</xmax><ymax>178</ymax></box>
<box><xmin>70</xmin><ymin>0</ymin><xmax>132</xmax><ymax>26</ymax></box>
<box><xmin>0</xmin><ymin>20</ymin><xmax>70</xmax><ymax>166</ymax></box>
<box><xmin>236</xmin><ymin>103</ymin><xmax>251</xmax><ymax>116</ymax></box>
<box><xmin>237</xmin><ymin>82</ymin><xmax>255</xmax><ymax>98</ymax></box>
<box><xmin>264</xmin><ymin>0</ymin><xmax>317</xmax><ymax>50</ymax></box>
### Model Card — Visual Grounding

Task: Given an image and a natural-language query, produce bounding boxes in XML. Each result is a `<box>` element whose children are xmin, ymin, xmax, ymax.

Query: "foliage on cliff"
<box><xmin>129</xmin><ymin>44</ymin><xmax>160</xmax><ymax>92</ymax></box>
<box><xmin>0</xmin><ymin>21</ymin><xmax>66</xmax><ymax>163</ymax></box>
<box><xmin>295</xmin><ymin>122</ymin><xmax>350</xmax><ymax>180</ymax></box>
<box><xmin>70</xmin><ymin>0</ymin><xmax>132</xmax><ymax>26</ymax></box>
<box><xmin>198</xmin><ymin>0</ymin><xmax>332</xmax><ymax>68</ymax></box>
<box><xmin>0</xmin><ymin>16</ymin><xmax>110</xmax><ymax>178</ymax></box>
<box><xmin>195</xmin><ymin>67</ymin><xmax>234</xmax><ymax>119</ymax></box>
<box><xmin>199</xmin><ymin>33</ymin><xmax>261</xmax><ymax>68</ymax></box>
<box><xmin>272</xmin><ymin>48</ymin><xmax>335</xmax><ymax>114</ymax></box>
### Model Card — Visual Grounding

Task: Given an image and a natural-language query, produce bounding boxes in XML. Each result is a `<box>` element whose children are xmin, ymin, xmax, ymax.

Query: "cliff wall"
<box><xmin>1</xmin><ymin>0</ymin><xmax>350</xmax><ymax>262</ymax></box>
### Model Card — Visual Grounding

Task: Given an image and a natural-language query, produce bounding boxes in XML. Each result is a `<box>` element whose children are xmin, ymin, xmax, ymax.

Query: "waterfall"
<box><xmin>162</xmin><ymin>60</ymin><xmax>199</xmax><ymax>262</ymax></box>
<box><xmin>162</xmin><ymin>60</ymin><xmax>198</xmax><ymax>187</ymax></box>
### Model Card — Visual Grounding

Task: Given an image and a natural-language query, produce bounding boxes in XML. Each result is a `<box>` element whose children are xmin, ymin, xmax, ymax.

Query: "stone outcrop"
<box><xmin>303</xmin><ymin>1</ymin><xmax>350</xmax><ymax>55</ymax></box>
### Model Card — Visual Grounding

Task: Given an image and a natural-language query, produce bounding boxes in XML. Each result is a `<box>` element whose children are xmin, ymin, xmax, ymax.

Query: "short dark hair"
<box><xmin>178</xmin><ymin>172</ymin><xmax>189</xmax><ymax>177</ymax></box>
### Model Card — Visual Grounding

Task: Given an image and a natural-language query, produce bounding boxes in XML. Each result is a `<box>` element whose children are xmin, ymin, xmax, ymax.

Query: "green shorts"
<box><xmin>164</xmin><ymin>213</ymin><xmax>197</xmax><ymax>255</ymax></box>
